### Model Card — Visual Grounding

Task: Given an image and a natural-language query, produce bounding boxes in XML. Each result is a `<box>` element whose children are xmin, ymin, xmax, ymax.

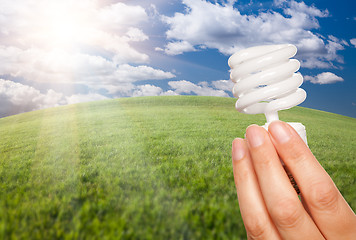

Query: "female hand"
<box><xmin>232</xmin><ymin>120</ymin><xmax>356</xmax><ymax>239</ymax></box>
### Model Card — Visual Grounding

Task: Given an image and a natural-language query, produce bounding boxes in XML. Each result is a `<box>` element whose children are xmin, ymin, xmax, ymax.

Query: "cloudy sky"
<box><xmin>0</xmin><ymin>0</ymin><xmax>355</xmax><ymax>118</ymax></box>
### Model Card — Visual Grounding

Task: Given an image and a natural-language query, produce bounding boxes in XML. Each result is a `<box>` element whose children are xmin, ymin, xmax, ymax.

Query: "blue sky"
<box><xmin>0</xmin><ymin>0</ymin><xmax>355</xmax><ymax>118</ymax></box>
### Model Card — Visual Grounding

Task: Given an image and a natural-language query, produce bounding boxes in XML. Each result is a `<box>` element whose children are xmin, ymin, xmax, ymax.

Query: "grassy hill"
<box><xmin>1</xmin><ymin>96</ymin><xmax>355</xmax><ymax>239</ymax></box>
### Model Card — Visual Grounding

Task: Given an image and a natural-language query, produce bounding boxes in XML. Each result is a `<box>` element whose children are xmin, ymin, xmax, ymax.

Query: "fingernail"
<box><xmin>232</xmin><ymin>138</ymin><xmax>245</xmax><ymax>161</ymax></box>
<box><xmin>246</xmin><ymin>125</ymin><xmax>265</xmax><ymax>147</ymax></box>
<box><xmin>269</xmin><ymin>121</ymin><xmax>292</xmax><ymax>144</ymax></box>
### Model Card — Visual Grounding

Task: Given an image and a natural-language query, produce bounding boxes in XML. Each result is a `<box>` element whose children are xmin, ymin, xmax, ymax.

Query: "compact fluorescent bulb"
<box><xmin>228</xmin><ymin>44</ymin><xmax>307</xmax><ymax>144</ymax></box>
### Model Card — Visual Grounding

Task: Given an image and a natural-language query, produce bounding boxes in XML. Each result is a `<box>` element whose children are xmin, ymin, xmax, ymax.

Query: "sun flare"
<box><xmin>29</xmin><ymin>1</ymin><xmax>97</xmax><ymax>50</ymax></box>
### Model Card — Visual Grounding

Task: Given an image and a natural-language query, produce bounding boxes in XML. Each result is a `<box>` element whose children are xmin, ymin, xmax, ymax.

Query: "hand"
<box><xmin>232</xmin><ymin>120</ymin><xmax>356</xmax><ymax>239</ymax></box>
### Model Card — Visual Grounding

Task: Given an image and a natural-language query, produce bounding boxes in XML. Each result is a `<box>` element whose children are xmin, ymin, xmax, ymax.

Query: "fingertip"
<box><xmin>232</xmin><ymin>137</ymin><xmax>243</xmax><ymax>144</ymax></box>
<box><xmin>246</xmin><ymin>124</ymin><xmax>260</xmax><ymax>132</ymax></box>
<box><xmin>232</xmin><ymin>138</ymin><xmax>246</xmax><ymax>162</ymax></box>
<box><xmin>246</xmin><ymin>124</ymin><xmax>267</xmax><ymax>148</ymax></box>
<box><xmin>268</xmin><ymin>120</ymin><xmax>284</xmax><ymax>129</ymax></box>
<box><xmin>232</xmin><ymin>137</ymin><xmax>244</xmax><ymax>149</ymax></box>
<box><xmin>268</xmin><ymin>120</ymin><xmax>293</xmax><ymax>144</ymax></box>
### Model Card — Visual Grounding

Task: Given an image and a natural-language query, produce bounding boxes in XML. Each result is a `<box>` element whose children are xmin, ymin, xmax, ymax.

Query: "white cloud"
<box><xmin>155</xmin><ymin>47</ymin><xmax>164</xmax><ymax>52</ymax></box>
<box><xmin>126</xmin><ymin>27</ymin><xmax>149</xmax><ymax>42</ymax></box>
<box><xmin>0</xmin><ymin>79</ymin><xmax>63</xmax><ymax>117</ymax></box>
<box><xmin>304</xmin><ymin>72</ymin><xmax>344</xmax><ymax>84</ymax></box>
<box><xmin>113</xmin><ymin>64</ymin><xmax>175</xmax><ymax>83</ymax></box>
<box><xmin>0</xmin><ymin>79</ymin><xmax>114</xmax><ymax>117</ymax></box>
<box><xmin>94</xmin><ymin>83</ymin><xmax>136</xmax><ymax>96</ymax></box>
<box><xmin>168</xmin><ymin>80</ymin><xmax>229</xmax><ymax>97</ymax></box>
<box><xmin>132</xmin><ymin>84</ymin><xmax>163</xmax><ymax>97</ymax></box>
<box><xmin>121</xmin><ymin>84</ymin><xmax>182</xmax><ymax>98</ymax></box>
<box><xmin>164</xmin><ymin>41</ymin><xmax>195</xmax><ymax>55</ymax></box>
<box><xmin>285</xmin><ymin>1</ymin><xmax>329</xmax><ymax>19</ymax></box>
<box><xmin>65</xmin><ymin>93</ymin><xmax>109</xmax><ymax>105</ymax></box>
<box><xmin>161</xmin><ymin>0</ymin><xmax>346</xmax><ymax>69</ymax></box>
<box><xmin>98</xmin><ymin>2</ymin><xmax>148</xmax><ymax>30</ymax></box>
<box><xmin>94</xmin><ymin>64</ymin><xmax>175</xmax><ymax>96</ymax></box>
<box><xmin>350</xmin><ymin>38</ymin><xmax>356</xmax><ymax>47</ymax></box>
<box><xmin>211</xmin><ymin>80</ymin><xmax>234</xmax><ymax>91</ymax></box>
<box><xmin>0</xmin><ymin>47</ymin><xmax>175</xmax><ymax>90</ymax></box>
<box><xmin>161</xmin><ymin>90</ymin><xmax>179</xmax><ymax>96</ymax></box>
<box><xmin>273</xmin><ymin>0</ymin><xmax>287</xmax><ymax>7</ymax></box>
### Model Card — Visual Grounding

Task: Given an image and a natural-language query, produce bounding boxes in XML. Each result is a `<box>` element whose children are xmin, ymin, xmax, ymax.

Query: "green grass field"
<box><xmin>1</xmin><ymin>96</ymin><xmax>355</xmax><ymax>239</ymax></box>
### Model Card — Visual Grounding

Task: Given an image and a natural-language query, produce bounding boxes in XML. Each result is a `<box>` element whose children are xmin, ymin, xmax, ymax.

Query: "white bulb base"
<box><xmin>262</xmin><ymin>122</ymin><xmax>307</xmax><ymax>145</ymax></box>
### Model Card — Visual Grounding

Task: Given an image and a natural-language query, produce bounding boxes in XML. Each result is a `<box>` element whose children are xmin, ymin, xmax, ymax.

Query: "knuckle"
<box><xmin>244</xmin><ymin>215</ymin><xmax>268</xmax><ymax>239</ymax></box>
<box><xmin>253</xmin><ymin>147</ymin><xmax>274</xmax><ymax>168</ymax></box>
<box><xmin>309</xmin><ymin>181</ymin><xmax>339</xmax><ymax>212</ymax></box>
<box><xmin>284</xmin><ymin>142</ymin><xmax>308</xmax><ymax>164</ymax></box>
<box><xmin>236</xmin><ymin>167</ymin><xmax>250</xmax><ymax>184</ymax></box>
<box><xmin>270</xmin><ymin>198</ymin><xmax>302</xmax><ymax>228</ymax></box>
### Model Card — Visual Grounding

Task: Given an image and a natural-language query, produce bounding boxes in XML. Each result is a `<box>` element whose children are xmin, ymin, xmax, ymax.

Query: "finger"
<box><xmin>245</xmin><ymin>125</ymin><xmax>324</xmax><ymax>240</ymax></box>
<box><xmin>268</xmin><ymin>121</ymin><xmax>356</xmax><ymax>239</ymax></box>
<box><xmin>232</xmin><ymin>138</ymin><xmax>281</xmax><ymax>239</ymax></box>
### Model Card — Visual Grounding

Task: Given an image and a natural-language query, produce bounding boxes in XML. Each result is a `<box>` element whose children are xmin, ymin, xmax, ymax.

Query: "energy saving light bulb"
<box><xmin>228</xmin><ymin>44</ymin><xmax>307</xmax><ymax>144</ymax></box>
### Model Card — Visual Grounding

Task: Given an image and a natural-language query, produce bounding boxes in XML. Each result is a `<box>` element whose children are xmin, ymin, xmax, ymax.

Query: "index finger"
<box><xmin>268</xmin><ymin>121</ymin><xmax>356</xmax><ymax>239</ymax></box>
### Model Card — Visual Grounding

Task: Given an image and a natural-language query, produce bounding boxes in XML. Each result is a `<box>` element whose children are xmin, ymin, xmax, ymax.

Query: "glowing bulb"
<box><xmin>228</xmin><ymin>44</ymin><xmax>307</xmax><ymax>144</ymax></box>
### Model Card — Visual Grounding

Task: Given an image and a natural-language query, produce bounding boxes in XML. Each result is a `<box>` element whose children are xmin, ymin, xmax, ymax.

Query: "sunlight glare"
<box><xmin>33</xmin><ymin>1</ymin><xmax>97</xmax><ymax>50</ymax></box>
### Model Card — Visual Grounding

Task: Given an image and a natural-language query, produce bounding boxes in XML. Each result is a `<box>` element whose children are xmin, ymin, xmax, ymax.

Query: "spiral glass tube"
<box><xmin>228</xmin><ymin>44</ymin><xmax>306</xmax><ymax>123</ymax></box>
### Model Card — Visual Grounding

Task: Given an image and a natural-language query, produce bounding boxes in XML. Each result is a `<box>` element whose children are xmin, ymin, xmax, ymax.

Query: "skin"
<box><xmin>232</xmin><ymin>120</ymin><xmax>356</xmax><ymax>239</ymax></box>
